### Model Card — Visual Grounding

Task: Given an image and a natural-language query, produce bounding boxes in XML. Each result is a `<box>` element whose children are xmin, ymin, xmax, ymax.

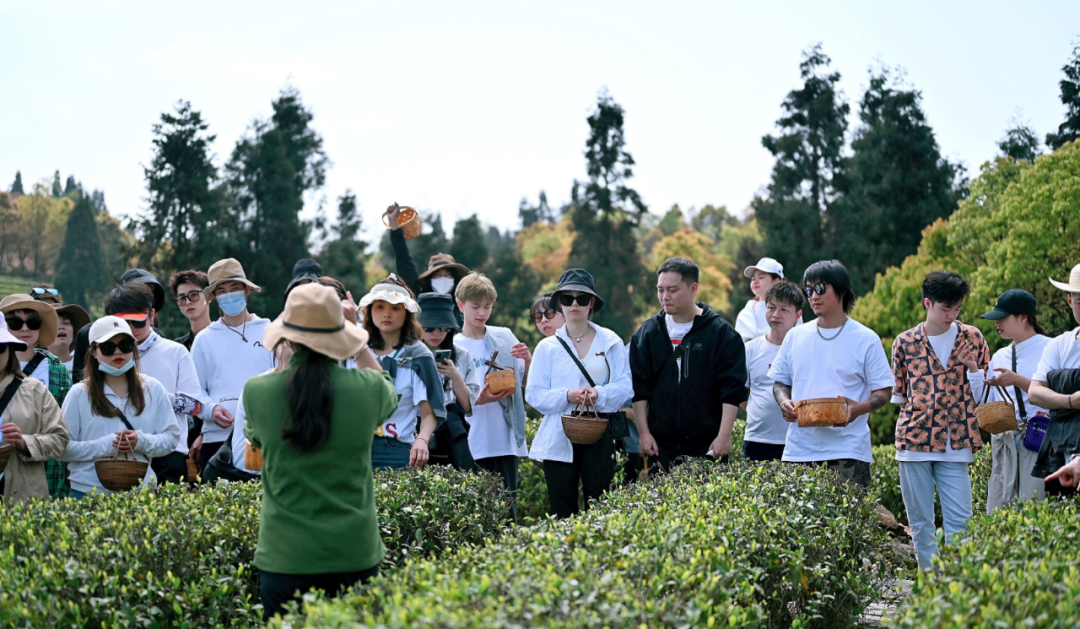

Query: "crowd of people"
<box><xmin>2</xmin><ymin>201</ymin><xmax>1080</xmax><ymax>615</ymax></box>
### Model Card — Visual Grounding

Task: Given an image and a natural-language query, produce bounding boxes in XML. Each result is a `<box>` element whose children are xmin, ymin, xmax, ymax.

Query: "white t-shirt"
<box><xmin>455</xmin><ymin>336</ymin><xmax>529</xmax><ymax>460</ymax></box>
<box><xmin>744</xmin><ymin>335</ymin><xmax>787</xmax><ymax>445</ymax></box>
<box><xmin>735</xmin><ymin>299</ymin><xmax>770</xmax><ymax>342</ymax></box>
<box><xmin>987</xmin><ymin>334</ymin><xmax>1051</xmax><ymax>421</ymax></box>
<box><xmin>665</xmin><ymin>315</ymin><xmax>694</xmax><ymax>376</ymax></box>
<box><xmin>19</xmin><ymin>355</ymin><xmax>51</xmax><ymax>389</ymax></box>
<box><xmin>230</xmin><ymin>390</ymin><xmax>261</xmax><ymax>475</ymax></box>
<box><xmin>580</xmin><ymin>347</ymin><xmax>611</xmax><ymax>387</ymax></box>
<box><xmin>370</xmin><ymin>345</ymin><xmax>428</xmax><ymax>444</ymax></box>
<box><xmin>892</xmin><ymin>323</ymin><xmax>972</xmax><ymax>463</ymax></box>
<box><xmin>768</xmin><ymin>318</ymin><xmax>894</xmax><ymax>463</ymax></box>
<box><xmin>1033</xmin><ymin>327</ymin><xmax>1080</xmax><ymax>383</ymax></box>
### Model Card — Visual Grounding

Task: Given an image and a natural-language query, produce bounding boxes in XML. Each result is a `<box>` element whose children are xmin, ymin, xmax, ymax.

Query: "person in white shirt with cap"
<box><xmin>736</xmin><ymin>257</ymin><xmax>785</xmax><ymax>342</ymax></box>
<box><xmin>60</xmin><ymin>316</ymin><xmax>180</xmax><ymax>497</ymax></box>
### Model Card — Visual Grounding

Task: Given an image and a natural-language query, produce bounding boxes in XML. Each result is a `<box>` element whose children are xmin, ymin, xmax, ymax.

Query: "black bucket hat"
<box><xmin>417</xmin><ymin>293</ymin><xmax>461</xmax><ymax>330</ymax></box>
<box><xmin>285</xmin><ymin>258</ymin><xmax>324</xmax><ymax>296</ymax></box>
<box><xmin>550</xmin><ymin>268</ymin><xmax>604</xmax><ymax>313</ymax></box>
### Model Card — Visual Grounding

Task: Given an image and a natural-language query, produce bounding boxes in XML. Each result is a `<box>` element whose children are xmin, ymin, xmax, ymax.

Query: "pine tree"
<box><xmin>54</xmin><ymin>195</ymin><xmax>108</xmax><ymax>309</ymax></box>
<box><xmin>319</xmin><ymin>190</ymin><xmax>367</xmax><ymax>295</ymax></box>
<box><xmin>10</xmin><ymin>171</ymin><xmax>23</xmax><ymax>194</ymax></box>
<box><xmin>565</xmin><ymin>89</ymin><xmax>651</xmax><ymax>339</ymax></box>
<box><xmin>1046</xmin><ymin>42</ymin><xmax>1080</xmax><ymax>150</ymax></box>
<box><xmin>449</xmin><ymin>214</ymin><xmax>489</xmax><ymax>271</ymax></box>
<box><xmin>63</xmin><ymin>175</ymin><xmax>78</xmax><ymax>196</ymax></box>
<box><xmin>998</xmin><ymin>116</ymin><xmax>1042</xmax><ymax>162</ymax></box>
<box><xmin>51</xmin><ymin>171</ymin><xmax>62</xmax><ymax>197</ymax></box>
<box><xmin>519</xmin><ymin>191</ymin><xmax>554</xmax><ymax>228</ymax></box>
<box><xmin>756</xmin><ymin>44</ymin><xmax>849</xmax><ymax>284</ymax></box>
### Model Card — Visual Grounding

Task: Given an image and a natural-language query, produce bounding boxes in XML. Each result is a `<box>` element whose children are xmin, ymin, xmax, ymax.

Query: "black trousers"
<box><xmin>199</xmin><ymin>440</ymin><xmax>225</xmax><ymax>473</ymax></box>
<box><xmin>261</xmin><ymin>564</ymin><xmax>379</xmax><ymax>620</ymax></box>
<box><xmin>543</xmin><ymin>426</ymin><xmax>615</xmax><ymax>519</ymax></box>
<box><xmin>150</xmin><ymin>451</ymin><xmax>188</xmax><ymax>485</ymax></box>
<box><xmin>475</xmin><ymin>455</ymin><xmax>519</xmax><ymax>523</ymax></box>
<box><xmin>652</xmin><ymin>441</ymin><xmax>728</xmax><ymax>474</ymax></box>
<box><xmin>743</xmin><ymin>440</ymin><xmax>786</xmax><ymax>462</ymax></box>
<box><xmin>431</xmin><ymin>408</ymin><xmax>475</xmax><ymax>472</ymax></box>
<box><xmin>621</xmin><ymin>452</ymin><xmax>646</xmax><ymax>487</ymax></box>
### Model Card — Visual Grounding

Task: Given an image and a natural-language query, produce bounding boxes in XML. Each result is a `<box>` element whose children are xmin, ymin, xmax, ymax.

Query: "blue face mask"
<box><xmin>98</xmin><ymin>357</ymin><xmax>135</xmax><ymax>376</ymax></box>
<box><xmin>216</xmin><ymin>291</ymin><xmax>247</xmax><ymax>317</ymax></box>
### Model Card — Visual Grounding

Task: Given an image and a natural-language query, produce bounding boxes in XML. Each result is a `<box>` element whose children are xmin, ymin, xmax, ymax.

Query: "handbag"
<box><xmin>555</xmin><ymin>337</ymin><xmax>630</xmax><ymax>440</ymax></box>
<box><xmin>1013</xmin><ymin>344</ymin><xmax>1049</xmax><ymax>453</ymax></box>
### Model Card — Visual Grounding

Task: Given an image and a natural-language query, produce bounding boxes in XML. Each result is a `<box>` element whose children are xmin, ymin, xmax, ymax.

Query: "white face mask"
<box><xmin>431</xmin><ymin>277</ymin><xmax>455</xmax><ymax>295</ymax></box>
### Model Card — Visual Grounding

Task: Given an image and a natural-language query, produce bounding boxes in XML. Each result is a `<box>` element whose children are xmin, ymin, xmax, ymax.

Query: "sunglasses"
<box><xmin>531</xmin><ymin>310</ymin><xmax>558</xmax><ymax>323</ymax></box>
<box><xmin>97</xmin><ymin>339</ymin><xmax>136</xmax><ymax>356</ymax></box>
<box><xmin>117</xmin><ymin>312</ymin><xmax>151</xmax><ymax>329</ymax></box>
<box><xmin>175</xmin><ymin>290</ymin><xmax>204</xmax><ymax>306</ymax></box>
<box><xmin>6</xmin><ymin>315</ymin><xmax>43</xmax><ymax>331</ymax></box>
<box><xmin>29</xmin><ymin>288</ymin><xmax>59</xmax><ymax>297</ymax></box>
<box><xmin>558</xmin><ymin>294</ymin><xmax>593</xmax><ymax>308</ymax></box>
<box><xmin>423</xmin><ymin>327</ymin><xmax>453</xmax><ymax>334</ymax></box>
<box><xmin>803</xmin><ymin>283</ymin><xmax>827</xmax><ymax>299</ymax></box>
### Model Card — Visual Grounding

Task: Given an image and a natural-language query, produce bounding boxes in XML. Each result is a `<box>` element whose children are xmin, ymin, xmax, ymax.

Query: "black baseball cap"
<box><xmin>980</xmin><ymin>289</ymin><xmax>1037</xmax><ymax>320</ymax></box>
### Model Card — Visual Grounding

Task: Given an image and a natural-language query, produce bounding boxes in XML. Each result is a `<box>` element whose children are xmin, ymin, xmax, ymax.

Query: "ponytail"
<box><xmin>1020</xmin><ymin>312</ymin><xmax>1047</xmax><ymax>337</ymax></box>
<box><xmin>282</xmin><ymin>343</ymin><xmax>334</xmax><ymax>451</ymax></box>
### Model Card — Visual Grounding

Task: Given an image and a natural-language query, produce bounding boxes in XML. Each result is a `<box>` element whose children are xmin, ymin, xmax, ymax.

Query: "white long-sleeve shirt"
<box><xmin>190</xmin><ymin>316</ymin><xmax>275</xmax><ymax>444</ymax></box>
<box><xmin>526</xmin><ymin>323</ymin><xmax>634</xmax><ymax>463</ymax></box>
<box><xmin>137</xmin><ymin>332</ymin><xmax>203</xmax><ymax>455</ymax></box>
<box><xmin>60</xmin><ymin>376</ymin><xmax>180</xmax><ymax>494</ymax></box>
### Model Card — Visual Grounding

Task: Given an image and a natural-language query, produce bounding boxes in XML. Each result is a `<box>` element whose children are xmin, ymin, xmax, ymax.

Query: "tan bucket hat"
<box><xmin>263</xmin><ymin>283</ymin><xmax>369</xmax><ymax>361</ymax></box>
<box><xmin>1</xmin><ymin>294</ymin><xmax>59</xmax><ymax>347</ymax></box>
<box><xmin>1049</xmin><ymin>263</ymin><xmax>1080</xmax><ymax>293</ymax></box>
<box><xmin>206</xmin><ymin>258</ymin><xmax>262</xmax><ymax>297</ymax></box>
<box><xmin>417</xmin><ymin>253</ymin><xmax>470</xmax><ymax>285</ymax></box>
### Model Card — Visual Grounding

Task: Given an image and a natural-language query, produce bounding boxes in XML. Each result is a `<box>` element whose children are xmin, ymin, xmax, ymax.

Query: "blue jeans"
<box><xmin>371</xmin><ymin>437</ymin><xmax>411</xmax><ymax>471</ymax></box>
<box><xmin>899</xmin><ymin>460</ymin><xmax>972</xmax><ymax>570</ymax></box>
<box><xmin>70</xmin><ymin>489</ymin><xmax>87</xmax><ymax>499</ymax></box>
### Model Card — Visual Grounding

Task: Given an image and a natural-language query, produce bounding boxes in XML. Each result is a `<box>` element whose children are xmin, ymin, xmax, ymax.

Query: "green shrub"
<box><xmin>0</xmin><ymin>466</ymin><xmax>507</xmax><ymax>629</ymax></box>
<box><xmin>886</xmin><ymin>498</ymin><xmax>1080</xmax><ymax>628</ymax></box>
<box><xmin>276</xmin><ymin>460</ymin><xmax>898</xmax><ymax>628</ymax></box>
<box><xmin>870</xmin><ymin>444</ymin><xmax>993</xmax><ymax>526</ymax></box>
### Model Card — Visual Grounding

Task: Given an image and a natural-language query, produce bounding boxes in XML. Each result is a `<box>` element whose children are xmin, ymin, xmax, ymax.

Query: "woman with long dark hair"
<box><xmin>242</xmin><ymin>283</ymin><xmax>397</xmax><ymax>620</ymax></box>
<box><xmin>358</xmin><ymin>275</ymin><xmax>444</xmax><ymax>470</ymax></box>
<box><xmin>59</xmin><ymin>316</ymin><xmax>179</xmax><ymax>497</ymax></box>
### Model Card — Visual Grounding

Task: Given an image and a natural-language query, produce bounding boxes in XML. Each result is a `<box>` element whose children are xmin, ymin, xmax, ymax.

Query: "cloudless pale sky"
<box><xmin>2</xmin><ymin>1</ymin><xmax>1077</xmax><ymax>245</ymax></box>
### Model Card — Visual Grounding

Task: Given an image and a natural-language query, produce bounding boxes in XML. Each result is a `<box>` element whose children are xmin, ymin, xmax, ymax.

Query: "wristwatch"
<box><xmin>1068</xmin><ymin>452</ymin><xmax>1080</xmax><ymax>463</ymax></box>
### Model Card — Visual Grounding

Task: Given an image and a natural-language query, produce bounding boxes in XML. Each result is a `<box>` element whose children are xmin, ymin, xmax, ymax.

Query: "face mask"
<box><xmin>216</xmin><ymin>291</ymin><xmax>247</xmax><ymax>317</ymax></box>
<box><xmin>431</xmin><ymin>277</ymin><xmax>455</xmax><ymax>295</ymax></box>
<box><xmin>99</xmin><ymin>357</ymin><xmax>135</xmax><ymax>376</ymax></box>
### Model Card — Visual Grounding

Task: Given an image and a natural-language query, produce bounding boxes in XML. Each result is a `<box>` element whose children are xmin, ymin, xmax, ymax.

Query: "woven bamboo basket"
<box><xmin>976</xmin><ymin>383</ymin><xmax>1017</xmax><ymax>434</ymax></box>
<box><xmin>561</xmin><ymin>403</ymin><xmax>608</xmax><ymax>445</ymax></box>
<box><xmin>382</xmin><ymin>206</ymin><xmax>422</xmax><ymax>240</ymax></box>
<box><xmin>483</xmin><ymin>350</ymin><xmax>516</xmax><ymax>394</ymax></box>
<box><xmin>94</xmin><ymin>433</ymin><xmax>148</xmax><ymax>492</ymax></box>
<box><xmin>244</xmin><ymin>440</ymin><xmax>264</xmax><ymax>471</ymax></box>
<box><xmin>795</xmin><ymin>398</ymin><xmax>848</xmax><ymax>427</ymax></box>
<box><xmin>0</xmin><ymin>443</ymin><xmax>12</xmax><ymax>474</ymax></box>
<box><xmin>185</xmin><ymin>458</ymin><xmax>199</xmax><ymax>483</ymax></box>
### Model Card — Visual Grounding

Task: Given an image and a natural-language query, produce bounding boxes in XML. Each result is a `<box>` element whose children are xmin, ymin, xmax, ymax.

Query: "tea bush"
<box><xmin>276</xmin><ymin>460</ymin><xmax>898</xmax><ymax>628</ymax></box>
<box><xmin>0</xmin><ymin>465</ymin><xmax>507</xmax><ymax>629</ymax></box>
<box><xmin>870</xmin><ymin>444</ymin><xmax>993</xmax><ymax>526</ymax></box>
<box><xmin>886</xmin><ymin>498</ymin><xmax>1080</xmax><ymax>628</ymax></box>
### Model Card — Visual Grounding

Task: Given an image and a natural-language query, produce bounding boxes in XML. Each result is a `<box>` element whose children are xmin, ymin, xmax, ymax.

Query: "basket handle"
<box><xmin>113</xmin><ymin>431</ymin><xmax>135</xmax><ymax>461</ymax></box>
<box><xmin>980</xmin><ymin>373</ymin><xmax>1015</xmax><ymax>407</ymax></box>
<box><xmin>483</xmin><ymin>350</ymin><xmax>505</xmax><ymax>377</ymax></box>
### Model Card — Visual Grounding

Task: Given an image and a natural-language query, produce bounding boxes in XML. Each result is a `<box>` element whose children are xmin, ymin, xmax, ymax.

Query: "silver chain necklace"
<box><xmin>816</xmin><ymin>318</ymin><xmax>847</xmax><ymax>341</ymax></box>
<box><xmin>567</xmin><ymin>326</ymin><xmax>590</xmax><ymax>343</ymax></box>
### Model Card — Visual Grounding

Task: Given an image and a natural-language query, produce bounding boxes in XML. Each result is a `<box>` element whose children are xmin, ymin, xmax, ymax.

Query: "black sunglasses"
<box><xmin>175</xmin><ymin>290</ymin><xmax>204</xmax><ymax>306</ymax></box>
<box><xmin>6</xmin><ymin>315</ymin><xmax>43</xmax><ymax>331</ymax></box>
<box><xmin>558</xmin><ymin>294</ymin><xmax>593</xmax><ymax>308</ymax></box>
<box><xmin>119</xmin><ymin>311</ymin><xmax>151</xmax><ymax>329</ymax></box>
<box><xmin>29</xmin><ymin>288</ymin><xmax>59</xmax><ymax>297</ymax></box>
<box><xmin>531</xmin><ymin>310</ymin><xmax>558</xmax><ymax>323</ymax></box>
<box><xmin>803</xmin><ymin>283</ymin><xmax>827</xmax><ymax>299</ymax></box>
<box><xmin>423</xmin><ymin>327</ymin><xmax>454</xmax><ymax>334</ymax></box>
<box><xmin>97</xmin><ymin>339</ymin><xmax>136</xmax><ymax>356</ymax></box>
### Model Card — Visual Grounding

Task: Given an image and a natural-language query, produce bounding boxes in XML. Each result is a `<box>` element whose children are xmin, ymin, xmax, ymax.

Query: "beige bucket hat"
<box><xmin>206</xmin><ymin>258</ymin><xmax>262</xmax><ymax>296</ymax></box>
<box><xmin>1</xmin><ymin>294</ymin><xmax>59</xmax><ymax>347</ymax></box>
<box><xmin>1049</xmin><ymin>263</ymin><xmax>1080</xmax><ymax>293</ymax></box>
<box><xmin>262</xmin><ymin>283</ymin><xmax>369</xmax><ymax>361</ymax></box>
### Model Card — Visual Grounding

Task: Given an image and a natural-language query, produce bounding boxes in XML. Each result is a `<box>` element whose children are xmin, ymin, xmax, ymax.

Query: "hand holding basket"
<box><xmin>976</xmin><ymin>382</ymin><xmax>1018</xmax><ymax>434</ymax></box>
<box><xmin>483</xmin><ymin>350</ymin><xmax>516</xmax><ymax>395</ymax></box>
<box><xmin>561</xmin><ymin>400</ymin><xmax>608</xmax><ymax>445</ymax></box>
<box><xmin>94</xmin><ymin>432</ymin><xmax>148</xmax><ymax>492</ymax></box>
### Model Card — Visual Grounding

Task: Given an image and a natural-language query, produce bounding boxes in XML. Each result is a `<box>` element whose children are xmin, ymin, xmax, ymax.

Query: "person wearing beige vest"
<box><xmin>0</xmin><ymin>327</ymin><xmax>69</xmax><ymax>502</ymax></box>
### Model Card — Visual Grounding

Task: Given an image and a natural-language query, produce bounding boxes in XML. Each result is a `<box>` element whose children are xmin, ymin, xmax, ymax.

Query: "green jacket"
<box><xmin>243</xmin><ymin>353</ymin><xmax>398</xmax><ymax>574</ymax></box>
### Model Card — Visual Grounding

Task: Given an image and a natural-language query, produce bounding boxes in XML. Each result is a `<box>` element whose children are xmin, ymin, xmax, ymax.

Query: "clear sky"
<box><xmin>2</xmin><ymin>1</ymin><xmax>1077</xmax><ymax>245</ymax></box>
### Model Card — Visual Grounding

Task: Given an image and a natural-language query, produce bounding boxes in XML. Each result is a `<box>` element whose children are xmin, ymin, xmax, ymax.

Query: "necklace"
<box><xmin>567</xmin><ymin>326</ymin><xmax>590</xmax><ymax>343</ymax></box>
<box><xmin>816</xmin><ymin>317</ymin><xmax>847</xmax><ymax>341</ymax></box>
<box><xmin>224</xmin><ymin>317</ymin><xmax>248</xmax><ymax>343</ymax></box>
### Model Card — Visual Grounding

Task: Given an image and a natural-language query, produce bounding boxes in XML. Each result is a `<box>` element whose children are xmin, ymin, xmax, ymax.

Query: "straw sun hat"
<box><xmin>263</xmin><ymin>283</ymin><xmax>369</xmax><ymax>361</ymax></box>
<box><xmin>0</xmin><ymin>294</ymin><xmax>59</xmax><ymax>347</ymax></box>
<box><xmin>206</xmin><ymin>258</ymin><xmax>262</xmax><ymax>296</ymax></box>
<box><xmin>1049</xmin><ymin>263</ymin><xmax>1080</xmax><ymax>293</ymax></box>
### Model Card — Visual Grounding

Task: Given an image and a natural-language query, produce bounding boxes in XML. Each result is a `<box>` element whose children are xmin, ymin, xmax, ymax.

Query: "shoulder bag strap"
<box><xmin>556</xmin><ymin>336</ymin><xmax>596</xmax><ymax>387</ymax></box>
<box><xmin>0</xmin><ymin>377</ymin><xmax>24</xmax><ymax>417</ymax></box>
<box><xmin>24</xmin><ymin>352</ymin><xmax>46</xmax><ymax>378</ymax></box>
<box><xmin>1013</xmin><ymin>344</ymin><xmax>1028</xmax><ymax>422</ymax></box>
<box><xmin>106</xmin><ymin>401</ymin><xmax>135</xmax><ymax>431</ymax></box>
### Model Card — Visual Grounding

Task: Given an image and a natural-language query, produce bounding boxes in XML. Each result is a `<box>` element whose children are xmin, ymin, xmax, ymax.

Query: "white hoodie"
<box><xmin>190</xmin><ymin>315</ymin><xmax>275</xmax><ymax>444</ymax></box>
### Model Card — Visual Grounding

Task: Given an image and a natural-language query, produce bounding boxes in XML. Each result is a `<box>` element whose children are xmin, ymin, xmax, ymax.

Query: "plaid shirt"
<box><xmin>31</xmin><ymin>349</ymin><xmax>72</xmax><ymax>499</ymax></box>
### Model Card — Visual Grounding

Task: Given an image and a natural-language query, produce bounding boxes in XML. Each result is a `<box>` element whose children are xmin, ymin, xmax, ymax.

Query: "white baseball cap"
<box><xmin>744</xmin><ymin>257</ymin><xmax>785</xmax><ymax>279</ymax></box>
<box><xmin>88</xmin><ymin>315</ymin><xmax>137</xmax><ymax>346</ymax></box>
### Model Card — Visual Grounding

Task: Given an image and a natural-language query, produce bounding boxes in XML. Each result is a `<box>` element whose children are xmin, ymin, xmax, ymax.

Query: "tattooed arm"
<box><xmin>838</xmin><ymin>387</ymin><xmax>893</xmax><ymax>426</ymax></box>
<box><xmin>773</xmin><ymin>381</ymin><xmax>798</xmax><ymax>422</ymax></box>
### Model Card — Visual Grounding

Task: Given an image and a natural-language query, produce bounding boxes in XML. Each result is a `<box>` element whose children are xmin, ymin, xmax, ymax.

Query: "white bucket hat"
<box><xmin>1049</xmin><ymin>263</ymin><xmax>1080</xmax><ymax>293</ymax></box>
<box><xmin>0</xmin><ymin>327</ymin><xmax>28</xmax><ymax>352</ymax></box>
<box><xmin>357</xmin><ymin>275</ymin><xmax>420</xmax><ymax>313</ymax></box>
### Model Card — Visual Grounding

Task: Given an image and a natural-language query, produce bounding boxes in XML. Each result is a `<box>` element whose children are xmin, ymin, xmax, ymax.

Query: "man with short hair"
<box><xmin>107</xmin><ymin>281</ymin><xmax>203</xmax><ymax>484</ymax></box>
<box><xmin>630</xmin><ymin>257</ymin><xmax>748</xmax><ymax>471</ymax></box>
<box><xmin>770</xmin><ymin>260</ymin><xmax>893</xmax><ymax>488</ymax></box>
<box><xmin>1028</xmin><ymin>263</ymin><xmax>1080</xmax><ymax>498</ymax></box>
<box><xmin>741</xmin><ymin>281</ymin><xmax>804</xmax><ymax>462</ymax></box>
<box><xmin>890</xmin><ymin>271</ymin><xmax>989</xmax><ymax>570</ymax></box>
<box><xmin>190</xmin><ymin>258</ymin><xmax>275</xmax><ymax>470</ymax></box>
<box><xmin>169</xmin><ymin>270</ymin><xmax>211</xmax><ymax>351</ymax></box>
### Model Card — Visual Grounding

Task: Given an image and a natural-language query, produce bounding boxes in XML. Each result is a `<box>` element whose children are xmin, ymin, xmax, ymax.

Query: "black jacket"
<box><xmin>1032</xmin><ymin>368</ymin><xmax>1080</xmax><ymax>478</ymax></box>
<box><xmin>629</xmin><ymin>304</ymin><xmax>748</xmax><ymax>448</ymax></box>
<box><xmin>390</xmin><ymin>229</ymin><xmax>464</xmax><ymax>327</ymax></box>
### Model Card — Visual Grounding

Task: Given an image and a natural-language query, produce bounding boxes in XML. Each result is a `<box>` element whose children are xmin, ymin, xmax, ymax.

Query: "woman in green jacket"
<box><xmin>242</xmin><ymin>283</ymin><xmax>398</xmax><ymax>620</ymax></box>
